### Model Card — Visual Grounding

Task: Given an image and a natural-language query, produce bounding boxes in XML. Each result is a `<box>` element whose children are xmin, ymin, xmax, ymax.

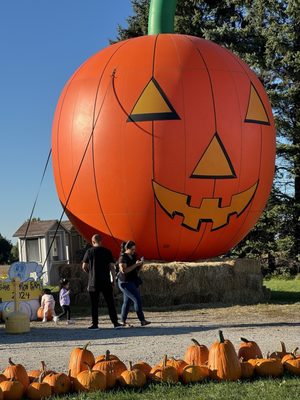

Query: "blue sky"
<box><xmin>0</xmin><ymin>0</ymin><xmax>132</xmax><ymax>243</ymax></box>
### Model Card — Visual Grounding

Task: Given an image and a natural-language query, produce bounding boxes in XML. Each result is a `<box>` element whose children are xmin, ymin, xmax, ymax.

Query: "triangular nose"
<box><xmin>191</xmin><ymin>133</ymin><xmax>236</xmax><ymax>179</ymax></box>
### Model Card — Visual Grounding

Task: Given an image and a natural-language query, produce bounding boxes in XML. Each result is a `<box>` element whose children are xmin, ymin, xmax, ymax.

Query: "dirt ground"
<box><xmin>1</xmin><ymin>303</ymin><xmax>299</xmax><ymax>372</ymax></box>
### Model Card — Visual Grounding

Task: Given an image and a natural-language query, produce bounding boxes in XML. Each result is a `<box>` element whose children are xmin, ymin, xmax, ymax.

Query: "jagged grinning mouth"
<box><xmin>152</xmin><ymin>180</ymin><xmax>258</xmax><ymax>231</ymax></box>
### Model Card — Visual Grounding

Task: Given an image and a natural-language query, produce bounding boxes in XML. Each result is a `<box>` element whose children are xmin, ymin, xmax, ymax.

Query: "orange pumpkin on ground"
<box><xmin>93</xmin><ymin>350</ymin><xmax>126</xmax><ymax>379</ymax></box>
<box><xmin>68</xmin><ymin>342</ymin><xmax>95</xmax><ymax>378</ymax></box>
<box><xmin>0</xmin><ymin>380</ymin><xmax>24</xmax><ymax>400</ymax></box>
<box><xmin>208</xmin><ymin>330</ymin><xmax>241</xmax><ymax>381</ymax></box>
<box><xmin>27</xmin><ymin>362</ymin><xmax>55</xmax><ymax>383</ymax></box>
<box><xmin>66</xmin><ymin>370</ymin><xmax>77</xmax><ymax>394</ymax></box>
<box><xmin>281</xmin><ymin>349</ymin><xmax>300</xmax><ymax>375</ymax></box>
<box><xmin>74</xmin><ymin>365</ymin><xmax>106</xmax><ymax>392</ymax></box>
<box><xmin>3</xmin><ymin>359</ymin><xmax>29</xmax><ymax>392</ymax></box>
<box><xmin>26</xmin><ymin>374</ymin><xmax>52</xmax><ymax>400</ymax></box>
<box><xmin>269</xmin><ymin>342</ymin><xmax>288</xmax><ymax>359</ymax></box>
<box><xmin>184</xmin><ymin>339</ymin><xmax>209</xmax><ymax>366</ymax></box>
<box><xmin>281</xmin><ymin>347</ymin><xmax>299</xmax><ymax>364</ymax></box>
<box><xmin>255</xmin><ymin>357</ymin><xmax>284</xmax><ymax>377</ymax></box>
<box><xmin>150</xmin><ymin>355</ymin><xmax>178</xmax><ymax>384</ymax></box>
<box><xmin>132</xmin><ymin>362</ymin><xmax>152</xmax><ymax>378</ymax></box>
<box><xmin>240</xmin><ymin>360</ymin><xmax>255</xmax><ymax>379</ymax></box>
<box><xmin>37</xmin><ymin>307</ymin><xmax>52</xmax><ymax>322</ymax></box>
<box><xmin>182</xmin><ymin>362</ymin><xmax>209</xmax><ymax>384</ymax></box>
<box><xmin>119</xmin><ymin>362</ymin><xmax>146</xmax><ymax>388</ymax></box>
<box><xmin>42</xmin><ymin>373</ymin><xmax>71</xmax><ymax>395</ymax></box>
<box><xmin>247</xmin><ymin>358</ymin><xmax>260</xmax><ymax>367</ymax></box>
<box><xmin>92</xmin><ymin>360</ymin><xmax>117</xmax><ymax>390</ymax></box>
<box><xmin>238</xmin><ymin>337</ymin><xmax>263</xmax><ymax>361</ymax></box>
<box><xmin>158</xmin><ymin>358</ymin><xmax>187</xmax><ymax>378</ymax></box>
<box><xmin>95</xmin><ymin>351</ymin><xmax>120</xmax><ymax>363</ymax></box>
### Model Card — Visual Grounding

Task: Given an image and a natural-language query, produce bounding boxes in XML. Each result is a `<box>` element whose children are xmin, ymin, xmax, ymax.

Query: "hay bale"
<box><xmin>139</xmin><ymin>259</ymin><xmax>266</xmax><ymax>306</ymax></box>
<box><xmin>55</xmin><ymin>259</ymin><xmax>267</xmax><ymax>307</ymax></box>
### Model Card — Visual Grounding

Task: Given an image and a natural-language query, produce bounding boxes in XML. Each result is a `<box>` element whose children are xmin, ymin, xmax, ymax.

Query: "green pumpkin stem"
<box><xmin>129</xmin><ymin>362</ymin><xmax>133</xmax><ymax>371</ymax></box>
<box><xmin>218</xmin><ymin>330</ymin><xmax>225</xmax><ymax>343</ymax></box>
<box><xmin>240</xmin><ymin>337</ymin><xmax>250</xmax><ymax>343</ymax></box>
<box><xmin>38</xmin><ymin>372</ymin><xmax>46</xmax><ymax>384</ymax></box>
<box><xmin>292</xmin><ymin>347</ymin><xmax>299</xmax><ymax>358</ymax></box>
<box><xmin>191</xmin><ymin>338</ymin><xmax>201</xmax><ymax>347</ymax></box>
<box><xmin>82</xmin><ymin>342</ymin><xmax>91</xmax><ymax>350</ymax></box>
<box><xmin>105</xmin><ymin>350</ymin><xmax>110</xmax><ymax>361</ymax></box>
<box><xmin>163</xmin><ymin>355</ymin><xmax>168</xmax><ymax>369</ymax></box>
<box><xmin>41</xmin><ymin>361</ymin><xmax>46</xmax><ymax>372</ymax></box>
<box><xmin>280</xmin><ymin>342</ymin><xmax>287</xmax><ymax>353</ymax></box>
<box><xmin>8</xmin><ymin>358</ymin><xmax>15</xmax><ymax>366</ymax></box>
<box><xmin>148</xmin><ymin>0</ymin><xmax>177</xmax><ymax>35</ymax></box>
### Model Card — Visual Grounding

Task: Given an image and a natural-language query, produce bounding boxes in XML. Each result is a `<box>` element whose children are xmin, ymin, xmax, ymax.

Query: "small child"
<box><xmin>41</xmin><ymin>288</ymin><xmax>58</xmax><ymax>323</ymax></box>
<box><xmin>57</xmin><ymin>278</ymin><xmax>74</xmax><ymax>325</ymax></box>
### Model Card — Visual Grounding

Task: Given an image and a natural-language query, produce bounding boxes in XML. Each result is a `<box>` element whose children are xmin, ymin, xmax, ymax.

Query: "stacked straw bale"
<box><xmin>58</xmin><ymin>259</ymin><xmax>268</xmax><ymax>307</ymax></box>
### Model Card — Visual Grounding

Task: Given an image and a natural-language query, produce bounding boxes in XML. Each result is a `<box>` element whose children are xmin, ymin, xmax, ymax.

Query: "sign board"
<box><xmin>0</xmin><ymin>262</ymin><xmax>43</xmax><ymax>304</ymax></box>
<box><xmin>0</xmin><ymin>280</ymin><xmax>42</xmax><ymax>303</ymax></box>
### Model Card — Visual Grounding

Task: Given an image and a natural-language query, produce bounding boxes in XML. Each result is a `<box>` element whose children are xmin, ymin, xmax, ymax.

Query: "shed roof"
<box><xmin>13</xmin><ymin>220</ymin><xmax>70</xmax><ymax>238</ymax></box>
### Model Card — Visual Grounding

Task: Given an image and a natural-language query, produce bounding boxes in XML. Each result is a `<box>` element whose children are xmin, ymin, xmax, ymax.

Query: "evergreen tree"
<box><xmin>0</xmin><ymin>234</ymin><xmax>12</xmax><ymax>264</ymax></box>
<box><xmin>9</xmin><ymin>244</ymin><xmax>19</xmax><ymax>264</ymax></box>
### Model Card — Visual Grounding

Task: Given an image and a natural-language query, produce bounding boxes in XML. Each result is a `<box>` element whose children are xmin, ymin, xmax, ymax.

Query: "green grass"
<box><xmin>60</xmin><ymin>378</ymin><xmax>300</xmax><ymax>400</ymax></box>
<box><xmin>264</xmin><ymin>277</ymin><xmax>300</xmax><ymax>302</ymax></box>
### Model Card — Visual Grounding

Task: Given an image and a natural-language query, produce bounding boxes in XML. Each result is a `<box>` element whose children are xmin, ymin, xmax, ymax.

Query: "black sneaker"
<box><xmin>141</xmin><ymin>320</ymin><xmax>151</xmax><ymax>327</ymax></box>
<box><xmin>88</xmin><ymin>325</ymin><xmax>99</xmax><ymax>330</ymax></box>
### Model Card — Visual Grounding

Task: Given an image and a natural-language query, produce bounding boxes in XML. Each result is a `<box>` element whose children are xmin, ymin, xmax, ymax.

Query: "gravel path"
<box><xmin>1</xmin><ymin>303</ymin><xmax>299</xmax><ymax>372</ymax></box>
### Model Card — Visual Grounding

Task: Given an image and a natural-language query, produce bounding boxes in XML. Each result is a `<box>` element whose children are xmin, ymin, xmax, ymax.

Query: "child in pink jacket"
<box><xmin>41</xmin><ymin>288</ymin><xmax>58</xmax><ymax>323</ymax></box>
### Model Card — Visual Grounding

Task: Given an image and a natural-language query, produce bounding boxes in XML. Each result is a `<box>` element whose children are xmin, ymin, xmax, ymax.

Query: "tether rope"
<box><xmin>20</xmin><ymin>148</ymin><xmax>52</xmax><ymax>254</ymax></box>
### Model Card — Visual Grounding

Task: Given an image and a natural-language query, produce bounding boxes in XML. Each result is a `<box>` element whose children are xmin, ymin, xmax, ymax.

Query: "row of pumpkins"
<box><xmin>1</xmin><ymin>331</ymin><xmax>300</xmax><ymax>399</ymax></box>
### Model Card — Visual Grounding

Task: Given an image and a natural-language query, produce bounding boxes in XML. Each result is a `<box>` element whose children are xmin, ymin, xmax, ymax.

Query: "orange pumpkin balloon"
<box><xmin>52</xmin><ymin>31</ymin><xmax>275</xmax><ymax>260</ymax></box>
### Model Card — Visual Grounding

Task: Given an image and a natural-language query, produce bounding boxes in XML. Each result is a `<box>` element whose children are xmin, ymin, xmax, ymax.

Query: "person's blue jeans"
<box><xmin>118</xmin><ymin>280</ymin><xmax>145</xmax><ymax>322</ymax></box>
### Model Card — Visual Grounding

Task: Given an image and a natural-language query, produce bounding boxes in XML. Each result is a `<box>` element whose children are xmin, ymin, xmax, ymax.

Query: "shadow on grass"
<box><xmin>268</xmin><ymin>291</ymin><xmax>300</xmax><ymax>303</ymax></box>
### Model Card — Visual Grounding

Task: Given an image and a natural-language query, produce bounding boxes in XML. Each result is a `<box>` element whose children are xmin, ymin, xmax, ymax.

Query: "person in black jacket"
<box><xmin>82</xmin><ymin>234</ymin><xmax>122</xmax><ymax>330</ymax></box>
<box><xmin>118</xmin><ymin>240</ymin><xmax>150</xmax><ymax>327</ymax></box>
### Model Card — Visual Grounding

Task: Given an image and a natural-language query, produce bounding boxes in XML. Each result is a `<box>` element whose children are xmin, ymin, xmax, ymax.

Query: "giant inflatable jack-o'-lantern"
<box><xmin>52</xmin><ymin>0</ymin><xmax>276</xmax><ymax>261</ymax></box>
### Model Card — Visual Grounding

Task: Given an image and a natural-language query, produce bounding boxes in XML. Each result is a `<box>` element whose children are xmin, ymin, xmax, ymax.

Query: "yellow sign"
<box><xmin>0</xmin><ymin>280</ymin><xmax>42</xmax><ymax>302</ymax></box>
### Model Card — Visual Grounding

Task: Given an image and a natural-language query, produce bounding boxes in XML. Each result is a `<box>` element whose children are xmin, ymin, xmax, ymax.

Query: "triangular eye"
<box><xmin>191</xmin><ymin>133</ymin><xmax>236</xmax><ymax>179</ymax></box>
<box><xmin>127</xmin><ymin>78</ymin><xmax>180</xmax><ymax>122</ymax></box>
<box><xmin>245</xmin><ymin>84</ymin><xmax>270</xmax><ymax>125</ymax></box>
